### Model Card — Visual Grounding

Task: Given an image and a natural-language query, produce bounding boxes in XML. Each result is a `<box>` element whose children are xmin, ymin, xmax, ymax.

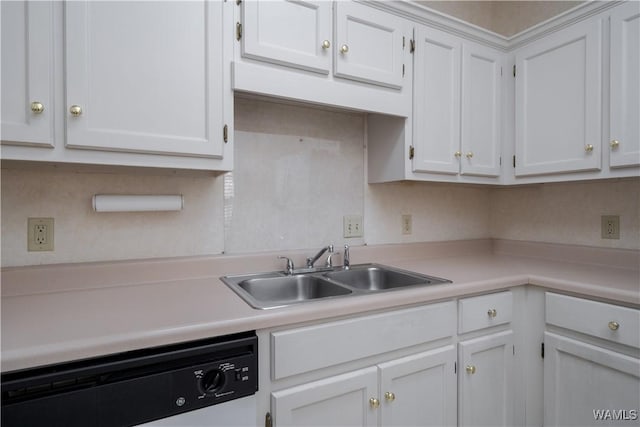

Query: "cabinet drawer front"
<box><xmin>458</xmin><ymin>291</ymin><xmax>513</xmax><ymax>334</ymax></box>
<box><xmin>546</xmin><ymin>293</ymin><xmax>640</xmax><ymax>348</ymax></box>
<box><xmin>272</xmin><ymin>302</ymin><xmax>456</xmax><ymax>380</ymax></box>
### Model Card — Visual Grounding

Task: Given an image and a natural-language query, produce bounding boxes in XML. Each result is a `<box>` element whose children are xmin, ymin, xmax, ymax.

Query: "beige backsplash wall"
<box><xmin>2</xmin><ymin>97</ymin><xmax>638</xmax><ymax>268</ymax></box>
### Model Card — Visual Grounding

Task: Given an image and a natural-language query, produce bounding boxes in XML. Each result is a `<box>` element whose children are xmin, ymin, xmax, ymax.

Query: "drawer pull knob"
<box><xmin>340</xmin><ymin>44</ymin><xmax>349</xmax><ymax>54</ymax></box>
<box><xmin>31</xmin><ymin>101</ymin><xmax>44</xmax><ymax>114</ymax></box>
<box><xmin>585</xmin><ymin>144</ymin><xmax>594</xmax><ymax>153</ymax></box>
<box><xmin>369</xmin><ymin>397</ymin><xmax>380</xmax><ymax>409</ymax></box>
<box><xmin>322</xmin><ymin>40</ymin><xmax>331</xmax><ymax>49</ymax></box>
<box><xmin>487</xmin><ymin>308</ymin><xmax>497</xmax><ymax>318</ymax></box>
<box><xmin>384</xmin><ymin>391</ymin><xmax>396</xmax><ymax>402</ymax></box>
<box><xmin>69</xmin><ymin>105</ymin><xmax>83</xmax><ymax>116</ymax></box>
<box><xmin>466</xmin><ymin>365</ymin><xmax>476</xmax><ymax>374</ymax></box>
<box><xmin>608</xmin><ymin>321</ymin><xmax>620</xmax><ymax>331</ymax></box>
<box><xmin>610</xmin><ymin>140</ymin><xmax>620</xmax><ymax>149</ymax></box>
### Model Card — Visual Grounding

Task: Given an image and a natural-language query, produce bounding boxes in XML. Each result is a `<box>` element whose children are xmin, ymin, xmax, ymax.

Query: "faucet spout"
<box><xmin>307</xmin><ymin>244</ymin><xmax>334</xmax><ymax>268</ymax></box>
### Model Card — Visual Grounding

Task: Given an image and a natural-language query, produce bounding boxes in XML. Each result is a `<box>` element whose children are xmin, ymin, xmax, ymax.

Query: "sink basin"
<box><xmin>325</xmin><ymin>264</ymin><xmax>451</xmax><ymax>291</ymax></box>
<box><xmin>221</xmin><ymin>263</ymin><xmax>450</xmax><ymax>309</ymax></box>
<box><xmin>223</xmin><ymin>274</ymin><xmax>352</xmax><ymax>309</ymax></box>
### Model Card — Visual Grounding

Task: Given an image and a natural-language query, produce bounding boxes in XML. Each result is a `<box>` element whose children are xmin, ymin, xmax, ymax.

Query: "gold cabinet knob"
<box><xmin>608</xmin><ymin>321</ymin><xmax>620</xmax><ymax>331</ymax></box>
<box><xmin>487</xmin><ymin>308</ymin><xmax>497</xmax><ymax>318</ymax></box>
<box><xmin>69</xmin><ymin>105</ymin><xmax>83</xmax><ymax>117</ymax></box>
<box><xmin>340</xmin><ymin>44</ymin><xmax>349</xmax><ymax>54</ymax></box>
<box><xmin>384</xmin><ymin>392</ymin><xmax>396</xmax><ymax>402</ymax></box>
<box><xmin>369</xmin><ymin>397</ymin><xmax>380</xmax><ymax>409</ymax></box>
<box><xmin>454</xmin><ymin>151</ymin><xmax>462</xmax><ymax>158</ymax></box>
<box><xmin>466</xmin><ymin>365</ymin><xmax>476</xmax><ymax>374</ymax></box>
<box><xmin>30</xmin><ymin>101</ymin><xmax>44</xmax><ymax>114</ymax></box>
<box><xmin>610</xmin><ymin>140</ymin><xmax>620</xmax><ymax>149</ymax></box>
<box><xmin>322</xmin><ymin>40</ymin><xmax>331</xmax><ymax>49</ymax></box>
<box><xmin>466</xmin><ymin>151</ymin><xmax>474</xmax><ymax>158</ymax></box>
<box><xmin>585</xmin><ymin>144</ymin><xmax>594</xmax><ymax>153</ymax></box>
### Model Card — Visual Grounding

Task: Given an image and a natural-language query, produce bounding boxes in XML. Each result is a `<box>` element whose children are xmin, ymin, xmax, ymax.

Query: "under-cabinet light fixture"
<box><xmin>92</xmin><ymin>194</ymin><xmax>184</xmax><ymax>212</ymax></box>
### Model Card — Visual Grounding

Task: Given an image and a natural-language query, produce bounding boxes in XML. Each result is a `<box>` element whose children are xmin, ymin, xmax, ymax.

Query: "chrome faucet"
<box><xmin>278</xmin><ymin>256</ymin><xmax>294</xmax><ymax>275</ymax></box>
<box><xmin>343</xmin><ymin>244</ymin><xmax>350</xmax><ymax>270</ymax></box>
<box><xmin>307</xmin><ymin>244</ymin><xmax>334</xmax><ymax>268</ymax></box>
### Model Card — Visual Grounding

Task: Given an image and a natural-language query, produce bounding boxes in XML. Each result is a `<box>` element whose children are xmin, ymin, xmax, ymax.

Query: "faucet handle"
<box><xmin>278</xmin><ymin>256</ymin><xmax>294</xmax><ymax>275</ymax></box>
<box><xmin>343</xmin><ymin>244</ymin><xmax>350</xmax><ymax>270</ymax></box>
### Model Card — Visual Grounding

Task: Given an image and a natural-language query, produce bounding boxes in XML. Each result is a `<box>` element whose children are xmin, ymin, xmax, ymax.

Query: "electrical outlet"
<box><xmin>402</xmin><ymin>214</ymin><xmax>412</xmax><ymax>235</ymax></box>
<box><xmin>343</xmin><ymin>215</ymin><xmax>363</xmax><ymax>238</ymax></box>
<box><xmin>28</xmin><ymin>217</ymin><xmax>54</xmax><ymax>251</ymax></box>
<box><xmin>601</xmin><ymin>215</ymin><xmax>620</xmax><ymax>240</ymax></box>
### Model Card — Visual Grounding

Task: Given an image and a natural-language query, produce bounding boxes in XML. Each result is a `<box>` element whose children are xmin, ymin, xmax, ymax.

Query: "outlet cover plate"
<box><xmin>343</xmin><ymin>215</ymin><xmax>363</xmax><ymax>238</ymax></box>
<box><xmin>402</xmin><ymin>214</ymin><xmax>412</xmax><ymax>235</ymax></box>
<box><xmin>28</xmin><ymin>217</ymin><xmax>54</xmax><ymax>251</ymax></box>
<box><xmin>601</xmin><ymin>215</ymin><xmax>620</xmax><ymax>240</ymax></box>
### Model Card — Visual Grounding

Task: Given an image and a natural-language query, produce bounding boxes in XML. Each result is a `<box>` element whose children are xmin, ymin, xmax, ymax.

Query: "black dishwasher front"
<box><xmin>1</xmin><ymin>331</ymin><xmax>258</xmax><ymax>427</ymax></box>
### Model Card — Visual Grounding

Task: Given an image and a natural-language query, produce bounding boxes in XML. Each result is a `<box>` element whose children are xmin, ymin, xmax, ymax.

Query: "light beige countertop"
<box><xmin>2</xmin><ymin>239</ymin><xmax>638</xmax><ymax>373</ymax></box>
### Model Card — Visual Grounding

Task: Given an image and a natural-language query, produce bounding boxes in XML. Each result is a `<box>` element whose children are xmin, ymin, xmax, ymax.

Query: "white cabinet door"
<box><xmin>241</xmin><ymin>0</ymin><xmax>331</xmax><ymax>74</ymax></box>
<box><xmin>461</xmin><ymin>43</ymin><xmax>501</xmax><ymax>177</ymax></box>
<box><xmin>610</xmin><ymin>2</ymin><xmax>640</xmax><ymax>168</ymax></box>
<box><xmin>272</xmin><ymin>367</ymin><xmax>378</xmax><ymax>427</ymax></box>
<box><xmin>334</xmin><ymin>1</ymin><xmax>407</xmax><ymax>89</ymax></box>
<box><xmin>65</xmin><ymin>1</ymin><xmax>224</xmax><ymax>158</ymax></box>
<box><xmin>1</xmin><ymin>1</ymin><xmax>54</xmax><ymax>147</ymax></box>
<box><xmin>459</xmin><ymin>331</ymin><xmax>515</xmax><ymax>427</ymax></box>
<box><xmin>515</xmin><ymin>18</ymin><xmax>602</xmax><ymax>176</ymax></box>
<box><xmin>544</xmin><ymin>332</ymin><xmax>640</xmax><ymax>427</ymax></box>
<box><xmin>379</xmin><ymin>346</ymin><xmax>457</xmax><ymax>427</ymax></box>
<box><xmin>413</xmin><ymin>26</ymin><xmax>461</xmax><ymax>175</ymax></box>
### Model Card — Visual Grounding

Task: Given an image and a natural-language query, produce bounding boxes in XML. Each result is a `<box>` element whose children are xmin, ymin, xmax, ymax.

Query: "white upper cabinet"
<box><xmin>609</xmin><ymin>1</ymin><xmax>640</xmax><ymax>168</ymax></box>
<box><xmin>514</xmin><ymin>18</ymin><xmax>602</xmax><ymax>177</ymax></box>
<box><xmin>411</xmin><ymin>26</ymin><xmax>501</xmax><ymax>179</ymax></box>
<box><xmin>65</xmin><ymin>1</ymin><xmax>225</xmax><ymax>158</ymax></box>
<box><xmin>234</xmin><ymin>0</ymin><xmax>412</xmax><ymax>117</ymax></box>
<box><xmin>461</xmin><ymin>43</ymin><xmax>502</xmax><ymax>177</ymax></box>
<box><xmin>412</xmin><ymin>26</ymin><xmax>461</xmax><ymax>175</ymax></box>
<box><xmin>333</xmin><ymin>1</ymin><xmax>406</xmax><ymax>89</ymax></box>
<box><xmin>242</xmin><ymin>0</ymin><xmax>331</xmax><ymax>74</ymax></box>
<box><xmin>1</xmin><ymin>1</ymin><xmax>54</xmax><ymax>147</ymax></box>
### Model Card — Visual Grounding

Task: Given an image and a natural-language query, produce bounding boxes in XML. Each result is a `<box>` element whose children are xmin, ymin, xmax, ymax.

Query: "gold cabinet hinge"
<box><xmin>265</xmin><ymin>412</ymin><xmax>273</xmax><ymax>427</ymax></box>
<box><xmin>223</xmin><ymin>124</ymin><xmax>229</xmax><ymax>143</ymax></box>
<box><xmin>513</xmin><ymin>64</ymin><xmax>516</xmax><ymax>77</ymax></box>
<box><xmin>410</xmin><ymin>39</ymin><xmax>415</xmax><ymax>53</ymax></box>
<box><xmin>236</xmin><ymin>22</ymin><xmax>242</xmax><ymax>41</ymax></box>
<box><xmin>409</xmin><ymin>145</ymin><xmax>415</xmax><ymax>160</ymax></box>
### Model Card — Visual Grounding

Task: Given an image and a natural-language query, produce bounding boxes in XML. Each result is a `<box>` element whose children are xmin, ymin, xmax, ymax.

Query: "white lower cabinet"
<box><xmin>272</xmin><ymin>346</ymin><xmax>456</xmax><ymax>427</ymax></box>
<box><xmin>272</xmin><ymin>367</ymin><xmax>378</xmax><ymax>427</ymax></box>
<box><xmin>544</xmin><ymin>292</ymin><xmax>640</xmax><ymax>427</ymax></box>
<box><xmin>379</xmin><ymin>347</ymin><xmax>457</xmax><ymax>427</ymax></box>
<box><xmin>458</xmin><ymin>331</ymin><xmax>515</xmax><ymax>427</ymax></box>
<box><xmin>543</xmin><ymin>332</ymin><xmax>640</xmax><ymax>427</ymax></box>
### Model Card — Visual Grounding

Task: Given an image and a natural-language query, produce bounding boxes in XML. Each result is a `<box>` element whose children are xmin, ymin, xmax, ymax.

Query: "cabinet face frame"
<box><xmin>241</xmin><ymin>0</ymin><xmax>332</xmax><ymax>74</ymax></box>
<box><xmin>64</xmin><ymin>1</ymin><xmax>225</xmax><ymax>158</ymax></box>
<box><xmin>0</xmin><ymin>1</ymin><xmax>54</xmax><ymax>148</ymax></box>
<box><xmin>514</xmin><ymin>18</ymin><xmax>602</xmax><ymax>177</ymax></box>
<box><xmin>609</xmin><ymin>1</ymin><xmax>640</xmax><ymax>168</ymax></box>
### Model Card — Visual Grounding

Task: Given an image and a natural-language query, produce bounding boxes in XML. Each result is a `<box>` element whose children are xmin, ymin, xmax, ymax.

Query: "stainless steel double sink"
<box><xmin>221</xmin><ymin>264</ymin><xmax>451</xmax><ymax>309</ymax></box>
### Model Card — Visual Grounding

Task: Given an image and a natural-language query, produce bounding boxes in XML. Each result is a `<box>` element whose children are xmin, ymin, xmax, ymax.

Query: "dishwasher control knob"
<box><xmin>201</xmin><ymin>369</ymin><xmax>225</xmax><ymax>394</ymax></box>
